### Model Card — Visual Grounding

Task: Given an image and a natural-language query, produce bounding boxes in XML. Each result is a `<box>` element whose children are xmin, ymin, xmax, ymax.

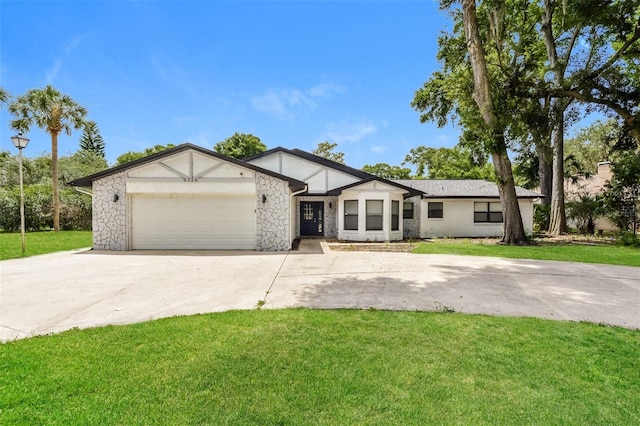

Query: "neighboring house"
<box><xmin>565</xmin><ymin>161</ymin><xmax>617</xmax><ymax>232</ymax></box>
<box><xmin>70</xmin><ymin>143</ymin><xmax>540</xmax><ymax>251</ymax></box>
<box><xmin>394</xmin><ymin>180</ymin><xmax>540</xmax><ymax>238</ymax></box>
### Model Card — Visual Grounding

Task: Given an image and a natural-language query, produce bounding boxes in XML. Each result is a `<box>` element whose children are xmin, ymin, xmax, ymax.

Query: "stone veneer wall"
<box><xmin>295</xmin><ymin>196</ymin><xmax>338</xmax><ymax>238</ymax></box>
<box><xmin>256</xmin><ymin>172</ymin><xmax>291</xmax><ymax>251</ymax></box>
<box><xmin>403</xmin><ymin>195</ymin><xmax>421</xmax><ymax>239</ymax></box>
<box><xmin>92</xmin><ymin>172</ymin><xmax>127</xmax><ymax>250</ymax></box>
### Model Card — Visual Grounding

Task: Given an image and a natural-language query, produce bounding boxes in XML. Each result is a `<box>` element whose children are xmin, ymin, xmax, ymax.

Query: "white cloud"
<box><xmin>251</xmin><ymin>82</ymin><xmax>344</xmax><ymax>120</ymax></box>
<box><xmin>325</xmin><ymin>120</ymin><xmax>378</xmax><ymax>143</ymax></box>
<box><xmin>44</xmin><ymin>35</ymin><xmax>84</xmax><ymax>84</ymax></box>
<box><xmin>45</xmin><ymin>59</ymin><xmax>63</xmax><ymax>84</ymax></box>
<box><xmin>370</xmin><ymin>145</ymin><xmax>387</xmax><ymax>154</ymax></box>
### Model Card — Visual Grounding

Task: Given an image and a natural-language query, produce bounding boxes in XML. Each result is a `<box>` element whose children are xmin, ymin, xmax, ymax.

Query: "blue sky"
<box><xmin>1</xmin><ymin>0</ymin><xmax>459</xmax><ymax>169</ymax></box>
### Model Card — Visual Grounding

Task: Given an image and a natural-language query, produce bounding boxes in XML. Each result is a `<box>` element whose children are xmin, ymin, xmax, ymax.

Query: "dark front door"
<box><xmin>300</xmin><ymin>202</ymin><xmax>324</xmax><ymax>236</ymax></box>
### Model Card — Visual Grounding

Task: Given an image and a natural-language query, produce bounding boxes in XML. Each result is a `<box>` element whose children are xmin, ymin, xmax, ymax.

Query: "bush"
<box><xmin>0</xmin><ymin>185</ymin><xmax>92</xmax><ymax>232</ymax></box>
<box><xmin>533</xmin><ymin>203</ymin><xmax>550</xmax><ymax>231</ymax></box>
<box><xmin>616</xmin><ymin>231</ymin><xmax>640</xmax><ymax>247</ymax></box>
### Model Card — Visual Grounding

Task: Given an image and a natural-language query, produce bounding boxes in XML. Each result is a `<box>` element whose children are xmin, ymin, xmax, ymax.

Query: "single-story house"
<box><xmin>394</xmin><ymin>179</ymin><xmax>540</xmax><ymax>239</ymax></box>
<box><xmin>69</xmin><ymin>143</ymin><xmax>541</xmax><ymax>251</ymax></box>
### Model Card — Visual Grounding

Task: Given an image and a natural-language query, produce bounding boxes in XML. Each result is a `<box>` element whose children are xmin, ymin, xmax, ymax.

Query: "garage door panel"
<box><xmin>132</xmin><ymin>196</ymin><xmax>256</xmax><ymax>249</ymax></box>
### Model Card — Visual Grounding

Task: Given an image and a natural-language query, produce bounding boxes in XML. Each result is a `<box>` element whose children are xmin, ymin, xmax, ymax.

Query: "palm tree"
<box><xmin>9</xmin><ymin>85</ymin><xmax>88</xmax><ymax>231</ymax></box>
<box><xmin>0</xmin><ymin>87</ymin><xmax>9</xmax><ymax>106</ymax></box>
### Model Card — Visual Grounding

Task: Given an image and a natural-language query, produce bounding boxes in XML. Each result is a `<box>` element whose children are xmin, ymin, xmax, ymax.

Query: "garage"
<box><xmin>131</xmin><ymin>195</ymin><xmax>257</xmax><ymax>250</ymax></box>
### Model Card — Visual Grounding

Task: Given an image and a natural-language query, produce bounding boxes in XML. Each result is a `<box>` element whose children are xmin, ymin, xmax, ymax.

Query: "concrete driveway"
<box><xmin>1</xmin><ymin>244</ymin><xmax>639</xmax><ymax>341</ymax></box>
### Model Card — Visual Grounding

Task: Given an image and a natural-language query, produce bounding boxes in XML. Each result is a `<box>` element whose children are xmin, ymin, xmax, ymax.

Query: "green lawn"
<box><xmin>0</xmin><ymin>231</ymin><xmax>92</xmax><ymax>260</ymax></box>
<box><xmin>413</xmin><ymin>240</ymin><xmax>640</xmax><ymax>266</ymax></box>
<box><xmin>1</xmin><ymin>310</ymin><xmax>638</xmax><ymax>424</ymax></box>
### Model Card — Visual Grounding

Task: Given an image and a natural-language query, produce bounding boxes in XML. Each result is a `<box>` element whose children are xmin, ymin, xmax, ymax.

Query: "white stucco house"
<box><xmin>69</xmin><ymin>143</ymin><xmax>541</xmax><ymax>251</ymax></box>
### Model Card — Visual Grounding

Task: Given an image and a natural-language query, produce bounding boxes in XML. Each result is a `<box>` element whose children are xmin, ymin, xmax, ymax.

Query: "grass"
<box><xmin>0</xmin><ymin>231</ymin><xmax>92</xmax><ymax>260</ymax></box>
<box><xmin>413</xmin><ymin>239</ymin><xmax>640</xmax><ymax>267</ymax></box>
<box><xmin>1</xmin><ymin>309</ymin><xmax>639</xmax><ymax>425</ymax></box>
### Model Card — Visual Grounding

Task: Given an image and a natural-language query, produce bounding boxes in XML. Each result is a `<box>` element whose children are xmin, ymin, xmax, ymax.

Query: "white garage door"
<box><xmin>131</xmin><ymin>195</ymin><xmax>257</xmax><ymax>249</ymax></box>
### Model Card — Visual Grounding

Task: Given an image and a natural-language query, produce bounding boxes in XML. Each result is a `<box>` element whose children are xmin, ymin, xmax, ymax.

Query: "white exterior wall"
<box><xmin>93</xmin><ymin>172</ymin><xmax>128</xmax><ymax>250</ymax></box>
<box><xmin>248</xmin><ymin>152</ymin><xmax>359</xmax><ymax>193</ymax></box>
<box><xmin>337</xmin><ymin>183</ymin><xmax>405</xmax><ymax>242</ymax></box>
<box><xmin>420</xmin><ymin>198</ymin><xmax>535</xmax><ymax>238</ymax></box>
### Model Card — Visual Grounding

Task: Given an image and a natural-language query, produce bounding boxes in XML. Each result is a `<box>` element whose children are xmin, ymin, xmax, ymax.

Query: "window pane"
<box><xmin>366</xmin><ymin>200</ymin><xmax>383</xmax><ymax>215</ymax></box>
<box><xmin>474</xmin><ymin>212</ymin><xmax>488</xmax><ymax>222</ymax></box>
<box><xmin>428</xmin><ymin>202</ymin><xmax>443</xmax><ymax>219</ymax></box>
<box><xmin>345</xmin><ymin>215</ymin><xmax>358</xmax><ymax>230</ymax></box>
<box><xmin>489</xmin><ymin>202</ymin><xmax>502</xmax><ymax>212</ymax></box>
<box><xmin>403</xmin><ymin>202</ymin><xmax>414</xmax><ymax>219</ymax></box>
<box><xmin>345</xmin><ymin>200</ymin><xmax>358</xmax><ymax>215</ymax></box>
<box><xmin>489</xmin><ymin>212</ymin><xmax>503</xmax><ymax>223</ymax></box>
<box><xmin>366</xmin><ymin>215</ymin><xmax>383</xmax><ymax>230</ymax></box>
<box><xmin>392</xmin><ymin>200</ymin><xmax>399</xmax><ymax>215</ymax></box>
<box><xmin>474</xmin><ymin>202</ymin><xmax>488</xmax><ymax>212</ymax></box>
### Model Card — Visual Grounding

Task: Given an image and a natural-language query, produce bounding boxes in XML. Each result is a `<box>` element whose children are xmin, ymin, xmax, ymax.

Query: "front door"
<box><xmin>300</xmin><ymin>202</ymin><xmax>324</xmax><ymax>236</ymax></box>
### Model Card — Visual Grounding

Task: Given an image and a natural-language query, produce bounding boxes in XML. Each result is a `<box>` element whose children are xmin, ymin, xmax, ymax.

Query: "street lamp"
<box><xmin>11</xmin><ymin>133</ymin><xmax>30</xmax><ymax>253</ymax></box>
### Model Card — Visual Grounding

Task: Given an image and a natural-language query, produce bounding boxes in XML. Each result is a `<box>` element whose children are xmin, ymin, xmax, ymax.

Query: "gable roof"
<box><xmin>327</xmin><ymin>177</ymin><xmax>424</xmax><ymax>198</ymax></box>
<box><xmin>393</xmin><ymin>179</ymin><xmax>542</xmax><ymax>199</ymax></box>
<box><xmin>244</xmin><ymin>147</ymin><xmax>373</xmax><ymax>180</ymax></box>
<box><xmin>245</xmin><ymin>147</ymin><xmax>423</xmax><ymax>197</ymax></box>
<box><xmin>68</xmin><ymin>143</ymin><xmax>307</xmax><ymax>191</ymax></box>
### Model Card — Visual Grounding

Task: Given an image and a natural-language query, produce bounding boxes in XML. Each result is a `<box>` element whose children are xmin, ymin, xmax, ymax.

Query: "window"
<box><xmin>403</xmin><ymin>201</ymin><xmax>414</xmax><ymax>219</ymax></box>
<box><xmin>474</xmin><ymin>202</ymin><xmax>503</xmax><ymax>223</ymax></box>
<box><xmin>428</xmin><ymin>202</ymin><xmax>443</xmax><ymax>219</ymax></box>
<box><xmin>366</xmin><ymin>200</ymin><xmax>383</xmax><ymax>231</ymax></box>
<box><xmin>391</xmin><ymin>201</ymin><xmax>399</xmax><ymax>231</ymax></box>
<box><xmin>344</xmin><ymin>200</ymin><xmax>358</xmax><ymax>230</ymax></box>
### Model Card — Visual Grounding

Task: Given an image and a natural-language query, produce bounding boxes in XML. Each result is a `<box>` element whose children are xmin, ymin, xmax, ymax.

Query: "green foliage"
<box><xmin>0</xmin><ymin>186</ymin><xmax>92</xmax><ymax>232</ymax></box>
<box><xmin>603</xmin><ymin>149</ymin><xmax>640</xmax><ymax>232</ymax></box>
<box><xmin>78</xmin><ymin>120</ymin><xmax>105</xmax><ymax>158</ymax></box>
<box><xmin>361</xmin><ymin>163</ymin><xmax>412</xmax><ymax>179</ymax></box>
<box><xmin>8</xmin><ymin>84</ymin><xmax>87</xmax><ymax>137</ymax></box>
<box><xmin>565</xmin><ymin>120</ymin><xmax>618</xmax><ymax>175</ymax></box>
<box><xmin>0</xmin><ymin>86</ymin><xmax>9</xmax><ymax>105</ymax></box>
<box><xmin>312</xmin><ymin>141</ymin><xmax>345</xmax><ymax>164</ymax></box>
<box><xmin>116</xmin><ymin>144</ymin><xmax>176</xmax><ymax>165</ymax></box>
<box><xmin>534</xmin><ymin>203</ymin><xmax>551</xmax><ymax>232</ymax></box>
<box><xmin>403</xmin><ymin>145</ymin><xmax>494</xmax><ymax>179</ymax></box>
<box><xmin>213</xmin><ymin>132</ymin><xmax>266</xmax><ymax>159</ymax></box>
<box><xmin>0</xmin><ymin>231</ymin><xmax>92</xmax><ymax>260</ymax></box>
<box><xmin>567</xmin><ymin>193</ymin><xmax>605</xmax><ymax>234</ymax></box>
<box><xmin>1</xmin><ymin>310</ymin><xmax>639</xmax><ymax>424</ymax></box>
<box><xmin>616</xmin><ymin>231</ymin><xmax>639</xmax><ymax>247</ymax></box>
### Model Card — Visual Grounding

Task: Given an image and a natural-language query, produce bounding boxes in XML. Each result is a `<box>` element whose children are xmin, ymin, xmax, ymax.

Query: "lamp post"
<box><xmin>11</xmin><ymin>133</ymin><xmax>30</xmax><ymax>253</ymax></box>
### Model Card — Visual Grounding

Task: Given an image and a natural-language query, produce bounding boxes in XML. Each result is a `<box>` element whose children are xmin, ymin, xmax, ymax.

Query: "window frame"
<box><xmin>344</xmin><ymin>200</ymin><xmax>359</xmax><ymax>231</ymax></box>
<box><xmin>403</xmin><ymin>201</ymin><xmax>414</xmax><ymax>219</ymax></box>
<box><xmin>474</xmin><ymin>202</ymin><xmax>503</xmax><ymax>223</ymax></box>
<box><xmin>427</xmin><ymin>201</ymin><xmax>444</xmax><ymax>219</ymax></box>
<box><xmin>391</xmin><ymin>200</ymin><xmax>400</xmax><ymax>231</ymax></box>
<box><xmin>366</xmin><ymin>200</ymin><xmax>384</xmax><ymax>231</ymax></box>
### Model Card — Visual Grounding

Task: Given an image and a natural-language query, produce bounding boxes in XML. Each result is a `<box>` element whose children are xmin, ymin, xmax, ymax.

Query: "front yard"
<box><xmin>0</xmin><ymin>231</ymin><xmax>92</xmax><ymax>260</ymax></box>
<box><xmin>1</xmin><ymin>309</ymin><xmax>638</xmax><ymax>424</ymax></box>
<box><xmin>329</xmin><ymin>235</ymin><xmax>640</xmax><ymax>267</ymax></box>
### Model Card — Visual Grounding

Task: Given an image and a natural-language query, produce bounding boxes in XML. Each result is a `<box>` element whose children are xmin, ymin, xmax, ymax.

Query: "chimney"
<box><xmin>597</xmin><ymin>161</ymin><xmax>612</xmax><ymax>180</ymax></box>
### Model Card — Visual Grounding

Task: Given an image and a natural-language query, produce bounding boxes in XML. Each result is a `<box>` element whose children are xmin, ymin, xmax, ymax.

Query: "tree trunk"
<box><xmin>51</xmin><ymin>131</ymin><xmax>60</xmax><ymax>231</ymax></box>
<box><xmin>493</xmin><ymin>145</ymin><xmax>528</xmax><ymax>244</ymax></box>
<box><xmin>548</xmin><ymin>107</ymin><xmax>567</xmax><ymax>234</ymax></box>
<box><xmin>534</xmin><ymin>128</ymin><xmax>553</xmax><ymax>206</ymax></box>
<box><xmin>462</xmin><ymin>0</ymin><xmax>528</xmax><ymax>245</ymax></box>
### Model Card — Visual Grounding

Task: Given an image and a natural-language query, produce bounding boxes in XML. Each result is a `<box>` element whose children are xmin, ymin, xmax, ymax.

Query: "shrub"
<box><xmin>616</xmin><ymin>231</ymin><xmax>640</xmax><ymax>247</ymax></box>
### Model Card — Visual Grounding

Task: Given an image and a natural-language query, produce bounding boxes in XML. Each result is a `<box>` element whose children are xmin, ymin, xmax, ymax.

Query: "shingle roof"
<box><xmin>68</xmin><ymin>143</ymin><xmax>307</xmax><ymax>191</ymax></box>
<box><xmin>392</xmin><ymin>179</ymin><xmax>542</xmax><ymax>198</ymax></box>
